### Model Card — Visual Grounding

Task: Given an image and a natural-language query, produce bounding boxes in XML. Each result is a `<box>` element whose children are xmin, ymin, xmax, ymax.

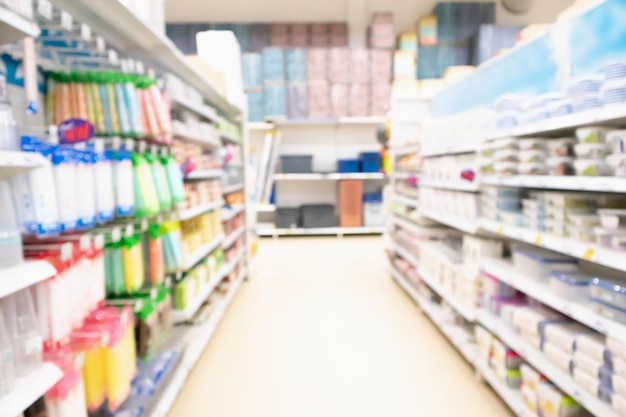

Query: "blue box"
<box><xmin>246</xmin><ymin>90</ymin><xmax>264</xmax><ymax>122</ymax></box>
<box><xmin>242</xmin><ymin>53</ymin><xmax>263</xmax><ymax>88</ymax></box>
<box><xmin>264</xmin><ymin>82</ymin><xmax>286</xmax><ymax>117</ymax></box>
<box><xmin>434</xmin><ymin>3</ymin><xmax>459</xmax><ymax>44</ymax></box>
<box><xmin>359</xmin><ymin>152</ymin><xmax>381</xmax><ymax>173</ymax></box>
<box><xmin>286</xmin><ymin>49</ymin><xmax>307</xmax><ymax>81</ymax></box>
<box><xmin>363</xmin><ymin>193</ymin><xmax>383</xmax><ymax>203</ymax></box>
<box><xmin>338</xmin><ymin>159</ymin><xmax>359</xmax><ymax>173</ymax></box>
<box><xmin>472</xmin><ymin>25</ymin><xmax>521</xmax><ymax>65</ymax></box>
<box><xmin>263</xmin><ymin>47</ymin><xmax>285</xmax><ymax>81</ymax></box>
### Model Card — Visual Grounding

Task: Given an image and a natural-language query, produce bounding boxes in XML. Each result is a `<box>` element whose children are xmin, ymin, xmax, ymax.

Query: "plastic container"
<box><xmin>537</xmin><ymin>383</ymin><xmax>582</xmax><ymax>417</ymax></box>
<box><xmin>574</xmin><ymin>367</ymin><xmax>601</xmax><ymax>397</ymax></box>
<box><xmin>544</xmin><ymin>342</ymin><xmax>574</xmax><ymax>375</ymax></box>
<box><xmin>501</xmin><ymin>211</ymin><xmax>524</xmax><ymax>227</ymax></box>
<box><xmin>520</xmin><ymin>364</ymin><xmax>547</xmax><ymax>390</ymax></box>
<box><xmin>547</xmin><ymin>138</ymin><xmax>576</xmax><ymax>157</ymax></box>
<box><xmin>518</xmin><ymin>138</ymin><xmax>548</xmax><ymax>151</ymax></box>
<box><xmin>301</xmin><ymin>204</ymin><xmax>336</xmax><ymax>228</ymax></box>
<box><xmin>546</xmin><ymin>205</ymin><xmax>594</xmax><ymax>222</ymax></box>
<box><xmin>574</xmin><ymin>159</ymin><xmax>611</xmax><ymax>176</ymax></box>
<box><xmin>613</xmin><ymin>392</ymin><xmax>626</xmax><ymax>416</ymax></box>
<box><xmin>521</xmin><ymin>384</ymin><xmax>539</xmax><ymax>415</ymax></box>
<box><xmin>544</xmin><ymin>193</ymin><xmax>592</xmax><ymax>208</ymax></box>
<box><xmin>337</xmin><ymin>159</ymin><xmax>359</xmax><ymax>173</ymax></box>
<box><xmin>615</xmin><ymin>375</ymin><xmax>626</xmax><ymax>398</ymax></box>
<box><xmin>546</xmin><ymin>219</ymin><xmax>567</xmax><ymax>236</ymax></box>
<box><xmin>549</xmin><ymin>272</ymin><xmax>591</xmax><ymax>303</ymax></box>
<box><xmin>482</xmin><ymin>187</ymin><xmax>521</xmax><ymax>198</ymax></box>
<box><xmin>599</xmin><ymin>209</ymin><xmax>626</xmax><ymax>229</ymax></box>
<box><xmin>569</xmin><ymin>214</ymin><xmax>600</xmax><ymax>228</ymax></box>
<box><xmin>608</xmin><ymin>337</ymin><xmax>626</xmax><ymax>362</ymax></box>
<box><xmin>280</xmin><ymin>155</ymin><xmax>313</xmax><ymax>173</ymax></box>
<box><xmin>607</xmin><ymin>153</ymin><xmax>626</xmax><ymax>177</ymax></box>
<box><xmin>590</xmin><ymin>278</ymin><xmax>626</xmax><ymax>310</ymax></box>
<box><xmin>494</xmin><ymin>148</ymin><xmax>519</xmax><ymax>162</ymax></box>
<box><xmin>0</xmin><ymin>311</ymin><xmax>15</xmax><ymax>396</ymax></box>
<box><xmin>494</xmin><ymin>162</ymin><xmax>518</xmax><ymax>175</ymax></box>
<box><xmin>481</xmin><ymin>196</ymin><xmax>520</xmax><ymax>211</ymax></box>
<box><xmin>544</xmin><ymin>322</ymin><xmax>595</xmax><ymax>354</ymax></box>
<box><xmin>608</xmin><ymin>130</ymin><xmax>626</xmax><ymax>154</ymax></box>
<box><xmin>574</xmin><ymin>143</ymin><xmax>608</xmax><ymax>158</ymax></box>
<box><xmin>359</xmin><ymin>152</ymin><xmax>381</xmax><ymax>173</ymax></box>
<box><xmin>546</xmin><ymin>157</ymin><xmax>575</xmax><ymax>176</ymax></box>
<box><xmin>494</xmin><ymin>365</ymin><xmax>522</xmax><ymax>389</ymax></box>
<box><xmin>519</xmin><ymin>150</ymin><xmax>548</xmax><ymax>163</ymax></box>
<box><xmin>574</xmin><ymin>350</ymin><xmax>607</xmax><ymax>383</ymax></box>
<box><xmin>576</xmin><ymin>126</ymin><xmax>611</xmax><ymax>143</ymax></box>
<box><xmin>577</xmin><ymin>332</ymin><xmax>609</xmax><ymax>362</ymax></box>
<box><xmin>513</xmin><ymin>247</ymin><xmax>578</xmax><ymax>282</ymax></box>
<box><xmin>594</xmin><ymin>227</ymin><xmax>626</xmax><ymax>247</ymax></box>
<box><xmin>566</xmin><ymin>224</ymin><xmax>596</xmax><ymax>242</ymax></box>
<box><xmin>276</xmin><ymin>207</ymin><xmax>300</xmax><ymax>228</ymax></box>
<box><xmin>492</xmin><ymin>339</ymin><xmax>523</xmax><ymax>369</ymax></box>
<box><xmin>600</xmin><ymin>365</ymin><xmax>615</xmax><ymax>387</ymax></box>
<box><xmin>519</xmin><ymin>162</ymin><xmax>548</xmax><ymax>175</ymax></box>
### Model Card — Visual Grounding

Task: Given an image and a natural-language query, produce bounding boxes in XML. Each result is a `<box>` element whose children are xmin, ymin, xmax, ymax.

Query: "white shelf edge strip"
<box><xmin>390</xmin><ymin>193</ymin><xmax>419</xmax><ymax>208</ymax></box>
<box><xmin>185</xmin><ymin>170</ymin><xmax>223</xmax><ymax>180</ymax></box>
<box><xmin>150</xmin><ymin>272</ymin><xmax>245</xmax><ymax>417</ymax></box>
<box><xmin>482</xmin><ymin>257</ymin><xmax>626</xmax><ymax>344</ymax></box>
<box><xmin>256</xmin><ymin>227</ymin><xmax>385</xmax><ymax>236</ymax></box>
<box><xmin>420</xmin><ymin>178</ymin><xmax>480</xmax><ymax>192</ymax></box>
<box><xmin>172</xmin><ymin>129</ymin><xmax>221</xmax><ymax>147</ymax></box>
<box><xmin>0</xmin><ymin>260</ymin><xmax>57</xmax><ymax>299</ymax></box>
<box><xmin>420</xmin><ymin>209</ymin><xmax>479</xmax><ymax>235</ymax></box>
<box><xmin>183</xmin><ymin>234</ymin><xmax>224</xmax><ymax>270</ymax></box>
<box><xmin>222</xmin><ymin>225</ymin><xmax>246</xmax><ymax>248</ymax></box>
<box><xmin>388</xmin><ymin>264</ymin><xmax>476</xmax><ymax>363</ymax></box>
<box><xmin>178</xmin><ymin>200</ymin><xmax>223</xmax><ymax>221</ymax></box>
<box><xmin>479</xmin><ymin>218</ymin><xmax>626</xmax><ymax>274</ymax></box>
<box><xmin>0</xmin><ymin>363</ymin><xmax>63</xmax><ymax>417</ymax></box>
<box><xmin>222</xmin><ymin>183</ymin><xmax>244</xmax><ymax>194</ymax></box>
<box><xmin>389</xmin><ymin>214</ymin><xmax>424</xmax><ymax>235</ymax></box>
<box><xmin>388</xmin><ymin>239</ymin><xmax>420</xmax><ymax>269</ymax></box>
<box><xmin>221</xmin><ymin>204</ymin><xmax>245</xmax><ymax>221</ymax></box>
<box><xmin>273</xmin><ymin>173</ymin><xmax>387</xmax><ymax>180</ymax></box>
<box><xmin>478</xmin><ymin>311</ymin><xmax>616</xmax><ymax>417</ymax></box>
<box><xmin>171</xmin><ymin>251</ymin><xmax>245</xmax><ymax>323</ymax></box>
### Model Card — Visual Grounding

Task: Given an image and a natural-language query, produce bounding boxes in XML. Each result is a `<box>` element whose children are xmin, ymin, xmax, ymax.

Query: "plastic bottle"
<box><xmin>0</xmin><ymin>309</ymin><xmax>15</xmax><ymax>396</ymax></box>
<box><xmin>0</xmin><ymin>179</ymin><xmax>23</xmax><ymax>268</ymax></box>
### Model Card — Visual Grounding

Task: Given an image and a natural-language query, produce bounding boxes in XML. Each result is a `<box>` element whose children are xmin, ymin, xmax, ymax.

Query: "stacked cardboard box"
<box><xmin>369</xmin><ymin>12</ymin><xmax>395</xmax><ymax>49</ymax></box>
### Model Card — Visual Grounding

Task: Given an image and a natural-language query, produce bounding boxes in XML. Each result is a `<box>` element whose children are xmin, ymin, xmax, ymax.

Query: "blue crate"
<box><xmin>242</xmin><ymin>53</ymin><xmax>263</xmax><ymax>88</ymax></box>
<box><xmin>337</xmin><ymin>159</ymin><xmax>359</xmax><ymax>173</ymax></box>
<box><xmin>363</xmin><ymin>193</ymin><xmax>383</xmax><ymax>203</ymax></box>
<box><xmin>359</xmin><ymin>152</ymin><xmax>381</xmax><ymax>173</ymax></box>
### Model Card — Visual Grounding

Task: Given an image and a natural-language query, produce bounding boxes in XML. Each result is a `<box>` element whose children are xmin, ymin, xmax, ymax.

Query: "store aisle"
<box><xmin>168</xmin><ymin>237</ymin><xmax>513</xmax><ymax>417</ymax></box>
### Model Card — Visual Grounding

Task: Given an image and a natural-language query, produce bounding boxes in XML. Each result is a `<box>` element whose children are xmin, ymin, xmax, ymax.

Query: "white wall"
<box><xmin>165</xmin><ymin>0</ymin><xmax>576</xmax><ymax>31</ymax></box>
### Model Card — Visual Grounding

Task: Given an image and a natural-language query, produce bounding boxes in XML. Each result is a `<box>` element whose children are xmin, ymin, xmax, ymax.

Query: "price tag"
<box><xmin>497</xmin><ymin>224</ymin><xmax>504</xmax><ymax>235</ymax></box>
<box><xmin>136</xmin><ymin>61</ymin><xmax>145</xmax><ymax>74</ymax></box>
<box><xmin>151</xmin><ymin>288</ymin><xmax>157</xmax><ymax>299</ymax></box>
<box><xmin>112</xmin><ymin>227</ymin><xmax>121</xmax><ymax>242</ymax></box>
<box><xmin>80</xmin><ymin>23</ymin><xmax>91</xmax><ymax>41</ymax></box>
<box><xmin>285</xmin><ymin>229</ymin><xmax>292</xmax><ymax>235</ymax></box>
<box><xmin>534</xmin><ymin>234</ymin><xmax>543</xmax><ymax>245</ymax></box>
<box><xmin>60</xmin><ymin>243</ymin><xmax>73</xmax><ymax>261</ymax></box>
<box><xmin>60</xmin><ymin>11</ymin><xmax>73</xmax><ymax>31</ymax></box>
<box><xmin>125</xmin><ymin>224</ymin><xmax>133</xmax><ymax>237</ymax></box>
<box><xmin>37</xmin><ymin>0</ymin><xmax>52</xmax><ymax>19</ymax></box>
<box><xmin>74</xmin><ymin>352</ymin><xmax>85</xmax><ymax>369</ymax></box>
<box><xmin>141</xmin><ymin>218</ymin><xmax>148</xmax><ymax>231</ymax></box>
<box><xmin>108</xmin><ymin>49</ymin><xmax>119</xmax><ymax>65</ymax></box>
<box><xmin>281</xmin><ymin>174</ymin><xmax>289</xmax><ymax>180</ymax></box>
<box><xmin>96</xmin><ymin>36</ymin><xmax>106</xmax><ymax>52</ymax></box>
<box><xmin>79</xmin><ymin>235</ymin><xmax>90</xmax><ymax>251</ymax></box>
<box><xmin>94</xmin><ymin>234</ymin><xmax>104</xmax><ymax>249</ymax></box>
<box><xmin>583</xmin><ymin>248</ymin><xmax>595</xmax><ymax>261</ymax></box>
<box><xmin>367</xmin><ymin>173</ymin><xmax>374</xmax><ymax>179</ymax></box>
<box><xmin>148</xmin><ymin>68</ymin><xmax>156</xmax><ymax>79</ymax></box>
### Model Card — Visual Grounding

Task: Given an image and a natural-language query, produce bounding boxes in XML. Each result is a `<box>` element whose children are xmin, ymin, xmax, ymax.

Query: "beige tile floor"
<box><xmin>168</xmin><ymin>236</ymin><xmax>513</xmax><ymax>417</ymax></box>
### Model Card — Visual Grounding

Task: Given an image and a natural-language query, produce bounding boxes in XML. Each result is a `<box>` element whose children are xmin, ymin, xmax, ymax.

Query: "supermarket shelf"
<box><xmin>184</xmin><ymin>169</ymin><xmax>222</xmax><ymax>181</ymax></box>
<box><xmin>170</xmin><ymin>96</ymin><xmax>217</xmax><ymax>121</ymax></box>
<box><xmin>223</xmin><ymin>225</ymin><xmax>245</xmax><ymax>248</ymax></box>
<box><xmin>387</xmin><ymin>238</ymin><xmax>420</xmax><ymax>268</ymax></box>
<box><xmin>221</xmin><ymin>204</ymin><xmax>245</xmax><ymax>221</ymax></box>
<box><xmin>478</xmin><ymin>310</ymin><xmax>616</xmax><ymax>417</ymax></box>
<box><xmin>481</xmin><ymin>175</ymin><xmax>626</xmax><ymax>193</ymax></box>
<box><xmin>172</xmin><ymin>128</ymin><xmax>221</xmax><ymax>148</ymax></box>
<box><xmin>421</xmin><ymin>178</ymin><xmax>480</xmax><ymax>192</ymax></box>
<box><xmin>257</xmin><ymin>226</ymin><xmax>386</xmax><ymax>237</ymax></box>
<box><xmin>485</xmin><ymin>103</ymin><xmax>626</xmax><ymax>141</ymax></box>
<box><xmin>178</xmin><ymin>200</ymin><xmax>223</xmax><ymax>221</ymax></box>
<box><xmin>269</xmin><ymin>117</ymin><xmax>385</xmax><ymax>126</ymax></box>
<box><xmin>0</xmin><ymin>6</ymin><xmax>40</xmax><ymax>44</ymax></box>
<box><xmin>183</xmin><ymin>233</ymin><xmax>224</xmax><ymax>271</ymax></box>
<box><xmin>389</xmin><ymin>171</ymin><xmax>418</xmax><ymax>180</ymax></box>
<box><xmin>246</xmin><ymin>122</ymin><xmax>274</xmax><ymax>131</ymax></box>
<box><xmin>477</xmin><ymin>362</ymin><xmax>534</xmax><ymax>417</ymax></box>
<box><xmin>149</xmin><ymin>271</ymin><xmax>245</xmax><ymax>417</ymax></box>
<box><xmin>49</xmin><ymin>0</ymin><xmax>240</xmax><ymax>117</ymax></box>
<box><xmin>421</xmin><ymin>143</ymin><xmax>477</xmax><ymax>157</ymax></box>
<box><xmin>0</xmin><ymin>260</ymin><xmax>57</xmax><ymax>299</ymax></box>
<box><xmin>389</xmin><ymin>263</ymin><xmax>477</xmax><ymax>363</ymax></box>
<box><xmin>222</xmin><ymin>183</ymin><xmax>244</xmax><ymax>194</ymax></box>
<box><xmin>220</xmin><ymin>132</ymin><xmax>241</xmax><ymax>145</ymax></box>
<box><xmin>0</xmin><ymin>151</ymin><xmax>47</xmax><ymax>180</ymax></box>
<box><xmin>389</xmin><ymin>144</ymin><xmax>420</xmax><ymax>157</ymax></box>
<box><xmin>482</xmin><ymin>257</ymin><xmax>626</xmax><ymax>344</ymax></box>
<box><xmin>480</xmin><ymin>218</ymin><xmax>626</xmax><ymax>274</ymax></box>
<box><xmin>0</xmin><ymin>363</ymin><xmax>63</xmax><ymax>417</ymax></box>
<box><xmin>421</xmin><ymin>209</ymin><xmax>480</xmax><ymax>235</ymax></box>
<box><xmin>171</xmin><ymin>251</ymin><xmax>244</xmax><ymax>324</ymax></box>
<box><xmin>389</xmin><ymin>214</ymin><xmax>424</xmax><ymax>235</ymax></box>
<box><xmin>390</xmin><ymin>193</ymin><xmax>419</xmax><ymax>208</ymax></box>
<box><xmin>273</xmin><ymin>172</ymin><xmax>387</xmax><ymax>180</ymax></box>
<box><xmin>255</xmin><ymin>204</ymin><xmax>276</xmax><ymax>213</ymax></box>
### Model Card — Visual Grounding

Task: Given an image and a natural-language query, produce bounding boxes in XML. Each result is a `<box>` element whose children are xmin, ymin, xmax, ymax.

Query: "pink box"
<box><xmin>270</xmin><ymin>34</ymin><xmax>289</xmax><ymax>47</ymax></box>
<box><xmin>270</xmin><ymin>23</ymin><xmax>289</xmax><ymax>36</ymax></box>
<box><xmin>328</xmin><ymin>48</ymin><xmax>349</xmax><ymax>83</ymax></box>
<box><xmin>289</xmin><ymin>34</ymin><xmax>309</xmax><ymax>47</ymax></box>
<box><xmin>290</xmin><ymin>23</ymin><xmax>308</xmax><ymax>36</ymax></box>
<box><xmin>309</xmin><ymin>34</ymin><xmax>329</xmax><ymax>47</ymax></box>
<box><xmin>370</xmin><ymin>49</ymin><xmax>392</xmax><ymax>81</ymax></box>
<box><xmin>329</xmin><ymin>34</ymin><xmax>348</xmax><ymax>47</ymax></box>
<box><xmin>309</xmin><ymin>23</ymin><xmax>329</xmax><ymax>35</ymax></box>
<box><xmin>306</xmin><ymin>48</ymin><xmax>327</xmax><ymax>81</ymax></box>
<box><xmin>329</xmin><ymin>23</ymin><xmax>348</xmax><ymax>35</ymax></box>
<box><xmin>330</xmin><ymin>84</ymin><xmax>349</xmax><ymax>117</ymax></box>
<box><xmin>349</xmin><ymin>83</ymin><xmax>370</xmax><ymax>117</ymax></box>
<box><xmin>307</xmin><ymin>81</ymin><xmax>330</xmax><ymax>118</ymax></box>
<box><xmin>350</xmin><ymin>49</ymin><xmax>370</xmax><ymax>83</ymax></box>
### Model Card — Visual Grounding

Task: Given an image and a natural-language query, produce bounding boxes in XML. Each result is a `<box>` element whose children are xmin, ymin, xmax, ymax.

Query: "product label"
<box><xmin>58</xmin><ymin>118</ymin><xmax>95</xmax><ymax>144</ymax></box>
